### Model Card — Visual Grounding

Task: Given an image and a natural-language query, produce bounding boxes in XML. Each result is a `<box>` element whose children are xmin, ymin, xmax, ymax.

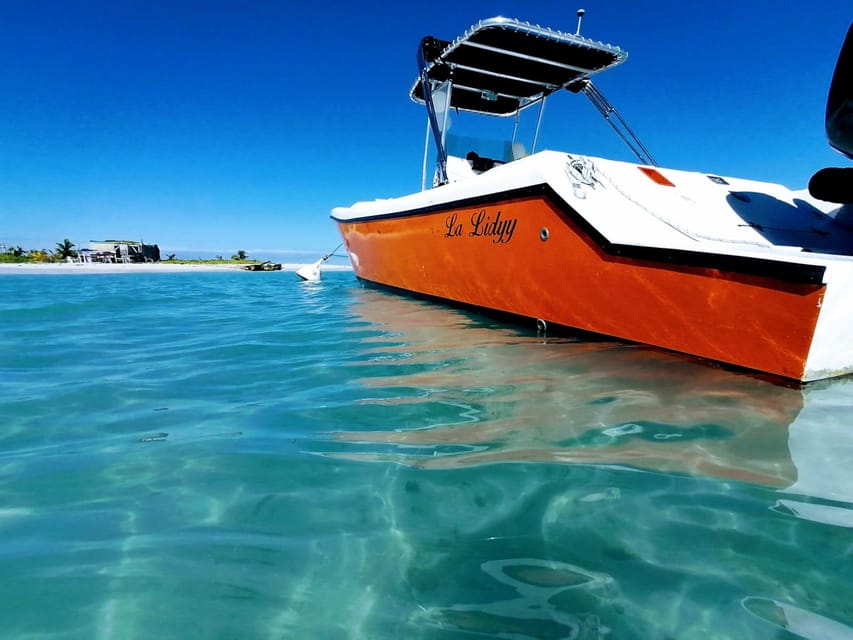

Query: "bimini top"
<box><xmin>410</xmin><ymin>16</ymin><xmax>628</xmax><ymax>116</ymax></box>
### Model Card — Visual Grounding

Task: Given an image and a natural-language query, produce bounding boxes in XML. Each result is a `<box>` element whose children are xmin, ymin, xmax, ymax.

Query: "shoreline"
<box><xmin>0</xmin><ymin>262</ymin><xmax>353</xmax><ymax>275</ymax></box>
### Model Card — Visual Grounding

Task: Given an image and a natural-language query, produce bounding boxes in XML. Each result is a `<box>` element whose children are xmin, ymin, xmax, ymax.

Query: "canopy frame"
<box><xmin>413</xmin><ymin>17</ymin><xmax>659</xmax><ymax>185</ymax></box>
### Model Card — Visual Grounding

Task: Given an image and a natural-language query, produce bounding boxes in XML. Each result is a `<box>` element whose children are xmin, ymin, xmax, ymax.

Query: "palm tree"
<box><xmin>231</xmin><ymin>249</ymin><xmax>247</xmax><ymax>261</ymax></box>
<box><xmin>55</xmin><ymin>238</ymin><xmax>77</xmax><ymax>259</ymax></box>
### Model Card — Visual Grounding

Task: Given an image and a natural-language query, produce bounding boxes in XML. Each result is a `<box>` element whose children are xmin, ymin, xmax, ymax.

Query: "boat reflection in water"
<box><xmin>338</xmin><ymin>287</ymin><xmax>850</xmax><ymax>504</ymax></box>
<box><xmin>317</xmin><ymin>285</ymin><xmax>853</xmax><ymax>639</ymax></box>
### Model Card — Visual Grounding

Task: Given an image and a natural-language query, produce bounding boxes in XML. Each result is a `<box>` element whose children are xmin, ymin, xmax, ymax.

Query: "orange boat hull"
<box><xmin>335</xmin><ymin>188</ymin><xmax>825</xmax><ymax>380</ymax></box>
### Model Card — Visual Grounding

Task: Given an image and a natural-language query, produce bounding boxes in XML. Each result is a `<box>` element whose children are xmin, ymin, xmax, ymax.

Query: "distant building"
<box><xmin>88</xmin><ymin>240</ymin><xmax>161</xmax><ymax>263</ymax></box>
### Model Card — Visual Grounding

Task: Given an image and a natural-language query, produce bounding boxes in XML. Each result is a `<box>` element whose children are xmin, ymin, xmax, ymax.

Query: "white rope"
<box><xmin>566</xmin><ymin>154</ymin><xmax>772</xmax><ymax>247</ymax></box>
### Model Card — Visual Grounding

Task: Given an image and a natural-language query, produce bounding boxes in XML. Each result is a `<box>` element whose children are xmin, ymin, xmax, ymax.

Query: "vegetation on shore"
<box><xmin>161</xmin><ymin>258</ymin><xmax>262</xmax><ymax>265</ymax></box>
<box><xmin>0</xmin><ymin>246</ymin><xmax>49</xmax><ymax>263</ymax></box>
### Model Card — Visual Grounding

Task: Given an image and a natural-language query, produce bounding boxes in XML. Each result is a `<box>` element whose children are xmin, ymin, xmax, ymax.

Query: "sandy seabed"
<box><xmin>0</xmin><ymin>262</ymin><xmax>353</xmax><ymax>275</ymax></box>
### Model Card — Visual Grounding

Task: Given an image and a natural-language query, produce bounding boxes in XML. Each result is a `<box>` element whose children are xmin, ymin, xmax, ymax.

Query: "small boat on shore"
<box><xmin>242</xmin><ymin>261</ymin><xmax>282</xmax><ymax>272</ymax></box>
<box><xmin>332</xmin><ymin>16</ymin><xmax>853</xmax><ymax>382</ymax></box>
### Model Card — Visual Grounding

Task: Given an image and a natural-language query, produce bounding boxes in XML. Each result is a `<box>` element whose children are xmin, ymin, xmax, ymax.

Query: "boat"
<box><xmin>331</xmin><ymin>15</ymin><xmax>853</xmax><ymax>382</ymax></box>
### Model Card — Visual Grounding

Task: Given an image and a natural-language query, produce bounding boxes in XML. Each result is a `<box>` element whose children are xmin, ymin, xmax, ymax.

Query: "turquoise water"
<box><xmin>1</xmin><ymin>270</ymin><xmax>851</xmax><ymax>639</ymax></box>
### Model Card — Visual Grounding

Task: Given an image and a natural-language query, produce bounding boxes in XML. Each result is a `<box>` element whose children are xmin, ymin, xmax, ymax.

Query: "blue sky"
<box><xmin>0</xmin><ymin>1</ymin><xmax>849</xmax><ymax>257</ymax></box>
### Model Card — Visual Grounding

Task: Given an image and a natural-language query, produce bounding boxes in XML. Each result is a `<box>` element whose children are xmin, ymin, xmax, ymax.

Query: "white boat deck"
<box><xmin>334</xmin><ymin>150</ymin><xmax>853</xmax><ymax>270</ymax></box>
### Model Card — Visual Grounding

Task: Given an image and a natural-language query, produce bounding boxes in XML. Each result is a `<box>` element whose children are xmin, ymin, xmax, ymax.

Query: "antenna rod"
<box><xmin>575</xmin><ymin>8</ymin><xmax>585</xmax><ymax>36</ymax></box>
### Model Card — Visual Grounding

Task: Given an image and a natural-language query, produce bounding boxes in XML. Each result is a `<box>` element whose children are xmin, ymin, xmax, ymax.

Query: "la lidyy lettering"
<box><xmin>443</xmin><ymin>209</ymin><xmax>518</xmax><ymax>244</ymax></box>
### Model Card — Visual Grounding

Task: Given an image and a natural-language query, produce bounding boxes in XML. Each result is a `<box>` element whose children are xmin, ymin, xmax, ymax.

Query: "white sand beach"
<box><xmin>0</xmin><ymin>262</ymin><xmax>353</xmax><ymax>275</ymax></box>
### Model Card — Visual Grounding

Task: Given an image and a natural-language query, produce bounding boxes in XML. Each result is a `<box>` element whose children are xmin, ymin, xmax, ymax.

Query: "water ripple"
<box><xmin>1</xmin><ymin>272</ymin><xmax>852</xmax><ymax>639</ymax></box>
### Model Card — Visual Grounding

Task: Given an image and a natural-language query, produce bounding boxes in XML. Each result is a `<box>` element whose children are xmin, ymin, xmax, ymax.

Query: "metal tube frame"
<box><xmin>531</xmin><ymin>96</ymin><xmax>547</xmax><ymax>153</ymax></box>
<box><xmin>417</xmin><ymin>40</ymin><xmax>450</xmax><ymax>185</ymax></box>
<box><xmin>582</xmin><ymin>81</ymin><xmax>658</xmax><ymax>166</ymax></box>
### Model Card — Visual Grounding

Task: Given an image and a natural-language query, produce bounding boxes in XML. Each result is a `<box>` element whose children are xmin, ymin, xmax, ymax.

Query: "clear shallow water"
<box><xmin>1</xmin><ymin>270</ymin><xmax>851</xmax><ymax>640</ymax></box>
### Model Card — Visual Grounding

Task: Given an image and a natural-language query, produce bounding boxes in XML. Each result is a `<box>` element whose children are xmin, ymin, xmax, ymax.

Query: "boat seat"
<box><xmin>808</xmin><ymin>167</ymin><xmax>853</xmax><ymax>204</ymax></box>
<box><xmin>466</xmin><ymin>151</ymin><xmax>503</xmax><ymax>173</ymax></box>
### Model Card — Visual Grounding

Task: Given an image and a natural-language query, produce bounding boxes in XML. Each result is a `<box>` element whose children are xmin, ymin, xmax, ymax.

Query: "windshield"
<box><xmin>446</xmin><ymin>133</ymin><xmax>516</xmax><ymax>163</ymax></box>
